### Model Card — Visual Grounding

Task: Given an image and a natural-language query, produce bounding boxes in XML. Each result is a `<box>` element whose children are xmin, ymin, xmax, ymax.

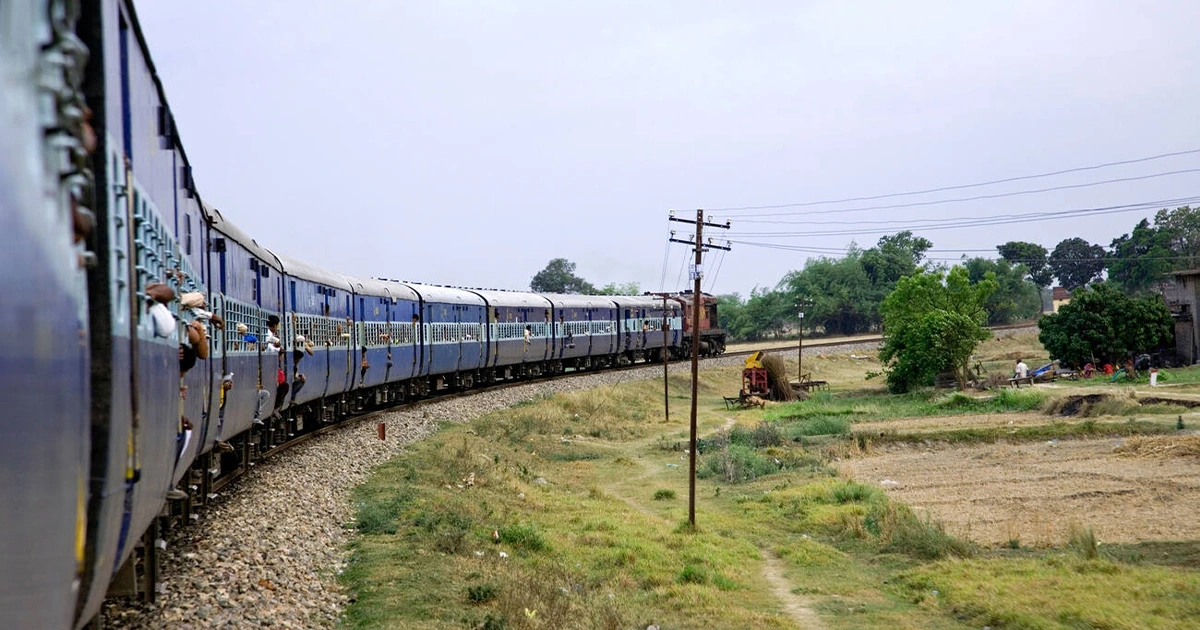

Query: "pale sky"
<box><xmin>134</xmin><ymin>0</ymin><xmax>1200</xmax><ymax>297</ymax></box>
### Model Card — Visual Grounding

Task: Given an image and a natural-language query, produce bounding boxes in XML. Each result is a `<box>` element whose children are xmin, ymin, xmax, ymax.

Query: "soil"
<box><xmin>838</xmin><ymin>434</ymin><xmax>1200</xmax><ymax>546</ymax></box>
<box><xmin>760</xmin><ymin>551</ymin><xmax>826</xmax><ymax>630</ymax></box>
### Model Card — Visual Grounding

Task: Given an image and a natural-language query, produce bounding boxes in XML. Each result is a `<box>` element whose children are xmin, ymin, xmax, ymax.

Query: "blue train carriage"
<box><xmin>401</xmin><ymin>283</ymin><xmax>488</xmax><ymax>391</ymax></box>
<box><xmin>611</xmin><ymin>295</ymin><xmax>672</xmax><ymax>363</ymax></box>
<box><xmin>72</xmin><ymin>0</ymin><xmax>229</xmax><ymax>619</ymax></box>
<box><xmin>0</xmin><ymin>4</ymin><xmax>92</xmax><ymax>627</ymax></box>
<box><xmin>344</xmin><ymin>276</ymin><xmax>421</xmax><ymax>403</ymax></box>
<box><xmin>542</xmin><ymin>294</ymin><xmax>619</xmax><ymax>370</ymax></box>
<box><xmin>466</xmin><ymin>289</ymin><xmax>555</xmax><ymax>378</ymax></box>
<box><xmin>206</xmin><ymin>208</ymin><xmax>285</xmax><ymax>446</ymax></box>
<box><xmin>274</xmin><ymin>253</ymin><xmax>354</xmax><ymax>420</ymax></box>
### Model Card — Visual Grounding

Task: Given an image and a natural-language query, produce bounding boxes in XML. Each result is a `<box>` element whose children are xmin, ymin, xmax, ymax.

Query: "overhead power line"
<box><xmin>714</xmin><ymin>169</ymin><xmax>1200</xmax><ymax>220</ymax></box>
<box><xmin>709</xmin><ymin>148</ymin><xmax>1200</xmax><ymax>213</ymax></box>
<box><xmin>725</xmin><ymin>195</ymin><xmax>1200</xmax><ymax>238</ymax></box>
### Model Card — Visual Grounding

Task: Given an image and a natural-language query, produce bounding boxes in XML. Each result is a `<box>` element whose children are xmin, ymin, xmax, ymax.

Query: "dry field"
<box><xmin>839</xmin><ymin>433</ymin><xmax>1200</xmax><ymax>547</ymax></box>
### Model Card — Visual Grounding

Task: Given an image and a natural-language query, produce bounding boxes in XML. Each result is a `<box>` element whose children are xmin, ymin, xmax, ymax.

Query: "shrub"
<box><xmin>1068</xmin><ymin>522</ymin><xmax>1100</xmax><ymax>560</ymax></box>
<box><xmin>786</xmin><ymin>416</ymin><xmax>851</xmax><ymax>438</ymax></box>
<box><xmin>653</xmin><ymin>489</ymin><xmax>676</xmax><ymax>501</ymax></box>
<box><xmin>678</xmin><ymin>564</ymin><xmax>709</xmax><ymax>584</ymax></box>
<box><xmin>467</xmin><ymin>583</ymin><xmax>500</xmax><ymax>604</ymax></box>
<box><xmin>498</xmin><ymin>523</ymin><xmax>548</xmax><ymax>552</ymax></box>
<box><xmin>830</xmin><ymin>481</ymin><xmax>875</xmax><ymax>504</ymax></box>
<box><xmin>698</xmin><ymin>443</ymin><xmax>779</xmax><ymax>483</ymax></box>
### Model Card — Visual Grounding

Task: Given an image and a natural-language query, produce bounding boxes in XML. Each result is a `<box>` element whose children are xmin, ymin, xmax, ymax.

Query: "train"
<box><xmin>0</xmin><ymin>1</ymin><xmax>726</xmax><ymax>628</ymax></box>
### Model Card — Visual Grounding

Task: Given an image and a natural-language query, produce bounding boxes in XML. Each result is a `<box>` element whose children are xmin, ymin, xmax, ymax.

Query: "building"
<box><xmin>1051</xmin><ymin>287</ymin><xmax>1071</xmax><ymax>313</ymax></box>
<box><xmin>1170</xmin><ymin>270</ymin><xmax>1200</xmax><ymax>364</ymax></box>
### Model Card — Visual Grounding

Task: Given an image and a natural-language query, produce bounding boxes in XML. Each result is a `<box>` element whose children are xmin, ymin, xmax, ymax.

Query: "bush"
<box><xmin>467</xmin><ymin>583</ymin><xmax>500</xmax><ymax>604</ymax></box>
<box><xmin>729</xmin><ymin>422</ymin><xmax>785</xmax><ymax>448</ymax></box>
<box><xmin>498</xmin><ymin>522</ymin><xmax>548</xmax><ymax>552</ymax></box>
<box><xmin>1068</xmin><ymin>522</ymin><xmax>1100</xmax><ymax>560</ymax></box>
<box><xmin>653</xmin><ymin>489</ymin><xmax>676</xmax><ymax>501</ymax></box>
<box><xmin>698</xmin><ymin>443</ymin><xmax>779</xmax><ymax>483</ymax></box>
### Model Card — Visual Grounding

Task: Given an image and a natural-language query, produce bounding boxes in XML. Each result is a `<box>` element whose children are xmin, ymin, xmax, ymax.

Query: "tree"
<box><xmin>595</xmin><ymin>281</ymin><xmax>641</xmax><ymax>296</ymax></box>
<box><xmin>1048</xmin><ymin>238</ymin><xmax>1106</xmax><ymax>290</ymax></box>
<box><xmin>878</xmin><ymin>266</ymin><xmax>996</xmax><ymax>393</ymax></box>
<box><xmin>963</xmin><ymin>257</ymin><xmax>1042</xmax><ymax>324</ymax></box>
<box><xmin>996</xmin><ymin>241</ymin><xmax>1053</xmax><ymax>287</ymax></box>
<box><xmin>1106</xmin><ymin>218</ymin><xmax>1174</xmax><ymax>294</ymax></box>
<box><xmin>1153</xmin><ymin>205</ymin><xmax>1200</xmax><ymax>269</ymax></box>
<box><xmin>529</xmin><ymin>258</ymin><xmax>596</xmax><ymax>294</ymax></box>
<box><xmin>1038</xmin><ymin>282</ymin><xmax>1174</xmax><ymax>368</ymax></box>
<box><xmin>778</xmin><ymin>248</ymin><xmax>875</xmax><ymax>335</ymax></box>
<box><xmin>860</xmin><ymin>231</ymin><xmax>933</xmax><ymax>288</ymax></box>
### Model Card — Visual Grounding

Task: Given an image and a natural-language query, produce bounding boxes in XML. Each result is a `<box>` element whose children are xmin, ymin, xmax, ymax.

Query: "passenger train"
<box><xmin>0</xmin><ymin>1</ymin><xmax>726</xmax><ymax>628</ymax></box>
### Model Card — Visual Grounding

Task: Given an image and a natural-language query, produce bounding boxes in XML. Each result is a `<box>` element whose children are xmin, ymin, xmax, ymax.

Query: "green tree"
<box><xmin>739</xmin><ymin>287</ymin><xmax>790</xmax><ymax>341</ymax></box>
<box><xmin>529</xmin><ymin>258</ymin><xmax>596</xmax><ymax>294</ymax></box>
<box><xmin>1107</xmin><ymin>219</ymin><xmax>1174</xmax><ymax>294</ymax></box>
<box><xmin>996</xmin><ymin>241</ymin><xmax>1053</xmax><ymax>287</ymax></box>
<box><xmin>716</xmin><ymin>293</ymin><xmax>749</xmax><ymax>339</ymax></box>
<box><xmin>595</xmin><ymin>281</ymin><xmax>641</xmax><ymax>296</ymax></box>
<box><xmin>1048</xmin><ymin>238</ymin><xmax>1106</xmax><ymax>290</ymax></box>
<box><xmin>963</xmin><ymin>257</ymin><xmax>1042</xmax><ymax>324</ymax></box>
<box><xmin>879</xmin><ymin>266</ymin><xmax>996</xmax><ymax>393</ymax></box>
<box><xmin>1153</xmin><ymin>205</ymin><xmax>1200</xmax><ymax>269</ymax></box>
<box><xmin>860</xmin><ymin>231</ymin><xmax>933</xmax><ymax>288</ymax></box>
<box><xmin>1038</xmin><ymin>282</ymin><xmax>1174</xmax><ymax>367</ymax></box>
<box><xmin>778</xmin><ymin>247</ymin><xmax>875</xmax><ymax>335</ymax></box>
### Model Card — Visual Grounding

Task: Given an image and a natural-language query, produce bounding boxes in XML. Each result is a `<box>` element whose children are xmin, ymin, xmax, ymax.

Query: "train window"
<box><xmin>185</xmin><ymin>214</ymin><xmax>192</xmax><ymax>255</ymax></box>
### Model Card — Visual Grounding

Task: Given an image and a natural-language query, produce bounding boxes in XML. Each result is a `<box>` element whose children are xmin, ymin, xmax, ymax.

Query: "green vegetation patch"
<box><xmin>897</xmin><ymin>556</ymin><xmax>1200</xmax><ymax>629</ymax></box>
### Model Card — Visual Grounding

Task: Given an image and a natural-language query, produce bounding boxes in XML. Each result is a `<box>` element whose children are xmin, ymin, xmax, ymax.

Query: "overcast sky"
<box><xmin>135</xmin><ymin>0</ymin><xmax>1200</xmax><ymax>297</ymax></box>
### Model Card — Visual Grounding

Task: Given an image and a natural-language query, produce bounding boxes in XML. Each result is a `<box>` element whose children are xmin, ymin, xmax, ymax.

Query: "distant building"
<box><xmin>1171</xmin><ymin>270</ymin><xmax>1200</xmax><ymax>364</ymax></box>
<box><xmin>1051</xmin><ymin>287</ymin><xmax>1071</xmax><ymax>313</ymax></box>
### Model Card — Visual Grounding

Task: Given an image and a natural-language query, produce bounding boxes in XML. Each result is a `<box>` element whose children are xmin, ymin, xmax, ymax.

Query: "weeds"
<box><xmin>653</xmin><ymin>489</ymin><xmax>676</xmax><ymax>501</ymax></box>
<box><xmin>1068</xmin><ymin>522</ymin><xmax>1100</xmax><ymax>560</ymax></box>
<box><xmin>354</xmin><ymin>491</ymin><xmax>412</xmax><ymax>535</ymax></box>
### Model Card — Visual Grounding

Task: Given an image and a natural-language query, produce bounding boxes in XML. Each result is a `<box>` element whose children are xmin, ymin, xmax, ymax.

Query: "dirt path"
<box><xmin>761</xmin><ymin>551</ymin><xmax>826</xmax><ymax>630</ymax></box>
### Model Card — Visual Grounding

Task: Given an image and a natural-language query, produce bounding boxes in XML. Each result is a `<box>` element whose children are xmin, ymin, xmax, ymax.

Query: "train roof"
<box><xmin>542</xmin><ymin>293</ymin><xmax>618</xmax><ymax>310</ymax></box>
<box><xmin>395</xmin><ymin>281</ymin><xmax>486</xmax><ymax>306</ymax></box>
<box><xmin>343</xmin><ymin>275</ymin><xmax>421</xmax><ymax>302</ymax></box>
<box><xmin>610</xmin><ymin>295</ymin><xmax>663</xmax><ymax>310</ymax></box>
<box><xmin>203</xmin><ymin>203</ymin><xmax>280</xmax><ymax>268</ymax></box>
<box><xmin>273</xmin><ymin>252</ymin><xmax>353</xmax><ymax>291</ymax></box>
<box><xmin>466</xmin><ymin>288</ymin><xmax>553</xmax><ymax>309</ymax></box>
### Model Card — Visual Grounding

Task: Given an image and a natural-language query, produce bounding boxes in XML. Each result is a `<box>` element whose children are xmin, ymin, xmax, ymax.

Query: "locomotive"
<box><xmin>0</xmin><ymin>1</ymin><xmax>725</xmax><ymax>628</ymax></box>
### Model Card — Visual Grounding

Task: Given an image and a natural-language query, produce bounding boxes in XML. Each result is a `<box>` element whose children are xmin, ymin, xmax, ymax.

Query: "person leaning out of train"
<box><xmin>265</xmin><ymin>315</ymin><xmax>282</xmax><ymax>352</ymax></box>
<box><xmin>145</xmin><ymin>282</ymin><xmax>175</xmax><ymax>338</ymax></box>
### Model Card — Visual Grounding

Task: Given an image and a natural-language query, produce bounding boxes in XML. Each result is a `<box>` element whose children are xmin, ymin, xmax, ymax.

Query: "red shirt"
<box><xmin>277</xmin><ymin>367</ymin><xmax>286</xmax><ymax>385</ymax></box>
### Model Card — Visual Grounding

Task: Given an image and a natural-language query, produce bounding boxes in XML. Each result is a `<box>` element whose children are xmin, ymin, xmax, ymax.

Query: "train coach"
<box><xmin>0</xmin><ymin>1</ymin><xmax>723</xmax><ymax>628</ymax></box>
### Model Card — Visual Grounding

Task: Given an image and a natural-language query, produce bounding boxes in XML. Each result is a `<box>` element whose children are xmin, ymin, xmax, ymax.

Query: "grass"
<box><xmin>340</xmin><ymin>340</ymin><xmax>1198</xmax><ymax>629</ymax></box>
<box><xmin>896</xmin><ymin>555</ymin><xmax>1200</xmax><ymax>629</ymax></box>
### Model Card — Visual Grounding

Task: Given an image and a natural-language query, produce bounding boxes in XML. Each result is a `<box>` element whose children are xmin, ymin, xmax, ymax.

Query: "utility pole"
<box><xmin>796</xmin><ymin>299</ymin><xmax>812</xmax><ymax>383</ymax></box>
<box><xmin>668</xmin><ymin>209</ymin><xmax>730</xmax><ymax>528</ymax></box>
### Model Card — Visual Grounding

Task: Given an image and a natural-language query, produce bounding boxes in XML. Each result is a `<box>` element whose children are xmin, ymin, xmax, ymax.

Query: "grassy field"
<box><xmin>339</xmin><ymin>339</ymin><xmax>1200</xmax><ymax>629</ymax></box>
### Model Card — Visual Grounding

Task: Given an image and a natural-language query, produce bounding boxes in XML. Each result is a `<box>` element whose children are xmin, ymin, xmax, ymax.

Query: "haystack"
<box><xmin>759</xmin><ymin>353</ymin><xmax>798</xmax><ymax>402</ymax></box>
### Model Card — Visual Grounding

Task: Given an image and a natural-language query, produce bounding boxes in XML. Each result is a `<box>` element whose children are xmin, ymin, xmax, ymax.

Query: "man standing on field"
<box><xmin>1015</xmin><ymin>359</ymin><xmax>1029</xmax><ymax>379</ymax></box>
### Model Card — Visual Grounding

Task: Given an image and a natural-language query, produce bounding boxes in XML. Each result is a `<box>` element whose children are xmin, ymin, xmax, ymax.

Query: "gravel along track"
<box><xmin>103</xmin><ymin>342</ymin><xmax>882</xmax><ymax>629</ymax></box>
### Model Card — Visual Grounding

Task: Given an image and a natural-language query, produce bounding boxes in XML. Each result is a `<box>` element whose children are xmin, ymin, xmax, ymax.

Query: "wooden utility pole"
<box><xmin>688</xmin><ymin>210</ymin><xmax>703</xmax><ymax>527</ymax></box>
<box><xmin>667</xmin><ymin>209</ymin><xmax>730</xmax><ymax>528</ymax></box>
